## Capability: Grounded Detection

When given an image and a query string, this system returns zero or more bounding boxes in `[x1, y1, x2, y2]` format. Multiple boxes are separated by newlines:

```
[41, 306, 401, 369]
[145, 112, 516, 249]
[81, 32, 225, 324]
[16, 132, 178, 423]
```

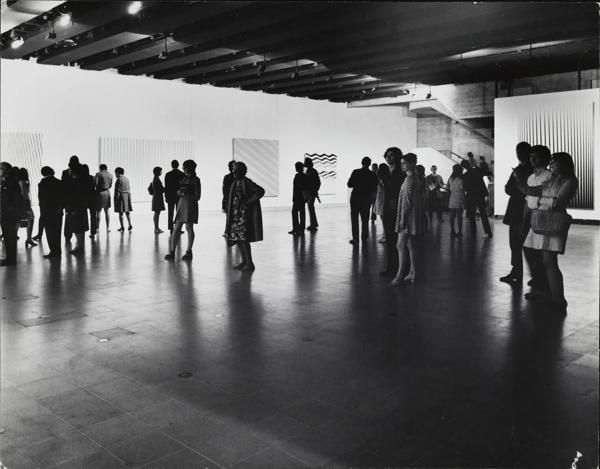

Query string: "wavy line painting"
[306, 153, 337, 195]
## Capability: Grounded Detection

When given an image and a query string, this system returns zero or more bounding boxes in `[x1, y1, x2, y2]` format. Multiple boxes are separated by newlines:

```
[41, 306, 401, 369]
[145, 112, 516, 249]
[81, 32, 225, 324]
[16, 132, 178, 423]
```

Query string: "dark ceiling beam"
[328, 86, 411, 103]
[146, 2, 486, 85]
[252, 75, 382, 96]
[118, 2, 318, 76]
[78, 2, 245, 70]
[1, 1, 126, 59]
[293, 81, 400, 99]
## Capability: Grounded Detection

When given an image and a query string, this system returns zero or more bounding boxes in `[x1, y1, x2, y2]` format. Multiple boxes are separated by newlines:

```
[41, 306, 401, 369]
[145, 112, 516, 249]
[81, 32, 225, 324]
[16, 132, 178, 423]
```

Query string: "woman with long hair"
[114, 167, 133, 232]
[391, 153, 426, 285]
[151, 166, 166, 234]
[165, 160, 200, 261]
[17, 168, 36, 247]
[521, 152, 578, 314]
[447, 164, 465, 238]
[225, 161, 265, 271]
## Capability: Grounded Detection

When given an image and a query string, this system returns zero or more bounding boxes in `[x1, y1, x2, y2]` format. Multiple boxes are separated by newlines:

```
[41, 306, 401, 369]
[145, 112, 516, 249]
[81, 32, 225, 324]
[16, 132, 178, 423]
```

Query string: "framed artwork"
[305, 153, 337, 195]
[232, 138, 279, 197]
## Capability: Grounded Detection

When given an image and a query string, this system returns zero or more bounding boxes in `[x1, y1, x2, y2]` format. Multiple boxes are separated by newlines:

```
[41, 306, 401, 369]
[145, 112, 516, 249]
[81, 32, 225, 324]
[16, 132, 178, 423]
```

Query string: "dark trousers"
[291, 201, 306, 233]
[382, 209, 399, 272]
[64, 212, 72, 240]
[427, 194, 442, 220]
[89, 207, 97, 234]
[350, 198, 371, 242]
[167, 200, 177, 231]
[44, 211, 63, 255]
[1, 212, 18, 263]
[307, 196, 318, 228]
[466, 197, 491, 234]
[524, 247, 549, 291]
[509, 224, 523, 276]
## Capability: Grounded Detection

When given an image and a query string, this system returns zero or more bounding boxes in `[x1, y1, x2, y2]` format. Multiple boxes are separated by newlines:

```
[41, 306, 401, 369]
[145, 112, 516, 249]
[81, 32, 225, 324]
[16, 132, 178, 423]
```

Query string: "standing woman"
[447, 164, 465, 238]
[0, 162, 23, 266]
[370, 162, 379, 221]
[521, 152, 578, 314]
[165, 159, 200, 261]
[66, 163, 90, 255]
[391, 153, 426, 285]
[375, 163, 389, 242]
[225, 161, 265, 271]
[151, 166, 165, 234]
[114, 167, 133, 231]
[17, 168, 36, 247]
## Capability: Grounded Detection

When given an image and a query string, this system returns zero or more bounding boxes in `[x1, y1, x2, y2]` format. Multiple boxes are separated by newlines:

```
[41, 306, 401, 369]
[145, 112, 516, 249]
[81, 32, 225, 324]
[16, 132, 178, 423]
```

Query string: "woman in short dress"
[521, 152, 578, 314]
[165, 160, 200, 261]
[391, 153, 426, 285]
[447, 164, 465, 238]
[17, 168, 36, 247]
[151, 166, 165, 234]
[114, 167, 133, 231]
[225, 161, 265, 271]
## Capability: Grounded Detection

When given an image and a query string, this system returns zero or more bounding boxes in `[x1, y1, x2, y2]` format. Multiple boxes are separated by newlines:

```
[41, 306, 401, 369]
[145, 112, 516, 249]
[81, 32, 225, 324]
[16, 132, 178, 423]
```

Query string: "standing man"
[164, 159, 184, 234]
[347, 156, 379, 245]
[0, 162, 23, 266]
[38, 166, 64, 259]
[461, 159, 492, 237]
[289, 162, 308, 236]
[95, 164, 113, 233]
[425, 165, 444, 222]
[221, 160, 235, 237]
[304, 157, 321, 231]
[61, 155, 79, 242]
[381, 147, 405, 275]
[500, 142, 532, 284]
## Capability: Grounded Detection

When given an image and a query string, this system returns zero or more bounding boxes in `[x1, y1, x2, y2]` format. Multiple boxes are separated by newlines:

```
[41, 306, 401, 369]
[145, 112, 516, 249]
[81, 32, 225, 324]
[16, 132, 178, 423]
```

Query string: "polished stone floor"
[1, 205, 598, 469]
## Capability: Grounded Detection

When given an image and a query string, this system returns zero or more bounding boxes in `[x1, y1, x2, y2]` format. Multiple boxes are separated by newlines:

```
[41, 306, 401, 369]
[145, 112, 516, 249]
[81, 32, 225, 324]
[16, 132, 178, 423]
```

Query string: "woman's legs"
[241, 242, 254, 270]
[450, 209, 457, 234]
[185, 223, 195, 252]
[169, 221, 184, 251]
[118, 213, 124, 230]
[542, 251, 566, 307]
[153, 212, 160, 230]
[457, 209, 463, 235]
[405, 237, 416, 280]
[236, 242, 247, 267]
[391, 232, 408, 285]
[104, 208, 111, 231]
[125, 212, 132, 229]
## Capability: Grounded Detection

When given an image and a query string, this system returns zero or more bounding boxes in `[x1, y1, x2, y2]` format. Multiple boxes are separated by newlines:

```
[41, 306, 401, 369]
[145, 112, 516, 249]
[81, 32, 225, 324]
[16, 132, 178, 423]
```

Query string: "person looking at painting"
[304, 157, 321, 231]
[289, 161, 308, 236]
[347, 156, 379, 246]
[94, 164, 113, 233]
[164, 159, 184, 234]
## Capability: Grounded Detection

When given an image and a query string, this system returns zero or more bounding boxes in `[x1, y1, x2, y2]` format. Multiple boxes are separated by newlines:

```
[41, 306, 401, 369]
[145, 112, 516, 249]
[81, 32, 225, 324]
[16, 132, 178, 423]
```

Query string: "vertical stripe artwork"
[232, 138, 279, 197]
[305, 153, 337, 195]
[99, 137, 194, 203]
[517, 103, 594, 210]
[0, 132, 43, 205]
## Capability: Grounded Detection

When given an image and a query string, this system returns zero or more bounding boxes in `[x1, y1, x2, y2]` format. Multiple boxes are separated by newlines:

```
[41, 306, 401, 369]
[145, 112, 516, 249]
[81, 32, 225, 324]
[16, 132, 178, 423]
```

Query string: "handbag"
[530, 209, 572, 236]
[147, 182, 154, 195]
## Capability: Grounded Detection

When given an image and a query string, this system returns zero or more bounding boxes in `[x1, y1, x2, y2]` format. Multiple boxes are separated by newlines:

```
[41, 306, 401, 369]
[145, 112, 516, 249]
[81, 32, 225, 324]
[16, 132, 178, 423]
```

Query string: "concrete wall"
[0, 59, 417, 210]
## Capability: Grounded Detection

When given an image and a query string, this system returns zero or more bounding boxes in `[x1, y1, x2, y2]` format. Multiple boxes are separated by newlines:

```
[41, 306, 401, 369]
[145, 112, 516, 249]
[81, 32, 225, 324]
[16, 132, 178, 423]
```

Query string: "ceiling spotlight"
[46, 31, 57, 40]
[10, 36, 24, 49]
[9, 30, 19, 40]
[128, 1, 142, 15]
[58, 13, 71, 27]
[426, 92, 432, 99]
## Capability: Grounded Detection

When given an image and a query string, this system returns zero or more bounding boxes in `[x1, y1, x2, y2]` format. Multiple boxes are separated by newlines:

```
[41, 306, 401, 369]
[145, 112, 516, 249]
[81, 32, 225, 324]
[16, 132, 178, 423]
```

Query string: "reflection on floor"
[1, 206, 598, 469]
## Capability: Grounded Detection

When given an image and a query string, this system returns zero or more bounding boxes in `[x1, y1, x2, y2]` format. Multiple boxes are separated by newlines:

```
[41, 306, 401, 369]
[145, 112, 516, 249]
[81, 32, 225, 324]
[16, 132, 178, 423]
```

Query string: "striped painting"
[232, 138, 279, 197]
[517, 103, 595, 210]
[99, 137, 194, 203]
[1, 132, 43, 205]
[305, 153, 337, 195]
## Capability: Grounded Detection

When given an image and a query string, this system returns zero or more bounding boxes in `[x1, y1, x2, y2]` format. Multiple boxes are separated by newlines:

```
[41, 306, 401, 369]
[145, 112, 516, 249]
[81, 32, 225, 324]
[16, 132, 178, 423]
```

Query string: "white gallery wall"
[495, 88, 600, 221]
[1, 59, 416, 210]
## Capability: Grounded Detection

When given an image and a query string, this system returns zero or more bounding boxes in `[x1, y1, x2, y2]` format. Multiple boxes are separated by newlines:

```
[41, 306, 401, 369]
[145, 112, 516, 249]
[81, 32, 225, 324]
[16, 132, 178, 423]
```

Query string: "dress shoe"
[43, 253, 61, 259]
[164, 251, 175, 260]
[181, 251, 193, 261]
[306, 226, 318, 232]
[288, 230, 297, 235]
[525, 290, 545, 301]
[69, 247, 84, 255]
[128, 225, 133, 231]
[240, 263, 255, 271]
[154, 228, 164, 234]
[349, 239, 358, 245]
[25, 239, 37, 247]
[500, 273, 522, 284]
[117, 227, 125, 232]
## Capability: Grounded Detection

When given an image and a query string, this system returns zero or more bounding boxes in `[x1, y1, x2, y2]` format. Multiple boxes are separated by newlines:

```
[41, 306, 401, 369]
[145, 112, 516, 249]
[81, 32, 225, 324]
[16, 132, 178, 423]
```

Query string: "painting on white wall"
[1, 132, 43, 205]
[99, 137, 194, 203]
[517, 105, 594, 210]
[232, 138, 279, 197]
[305, 153, 337, 195]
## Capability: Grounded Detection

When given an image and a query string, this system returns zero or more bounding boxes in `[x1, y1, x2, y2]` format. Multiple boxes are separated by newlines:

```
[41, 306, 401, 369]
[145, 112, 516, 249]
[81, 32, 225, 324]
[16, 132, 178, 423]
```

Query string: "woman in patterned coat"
[225, 161, 265, 271]
[391, 152, 426, 285]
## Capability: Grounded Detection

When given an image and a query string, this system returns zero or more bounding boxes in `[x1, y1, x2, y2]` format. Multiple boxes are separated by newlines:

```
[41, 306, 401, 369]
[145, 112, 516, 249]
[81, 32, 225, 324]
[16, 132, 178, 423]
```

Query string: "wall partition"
[495, 89, 600, 220]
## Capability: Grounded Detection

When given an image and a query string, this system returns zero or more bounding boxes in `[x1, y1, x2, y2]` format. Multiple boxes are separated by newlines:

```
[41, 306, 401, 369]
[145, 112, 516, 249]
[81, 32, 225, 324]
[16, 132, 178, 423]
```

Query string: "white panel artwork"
[99, 137, 194, 203]
[232, 138, 279, 197]
[0, 132, 43, 205]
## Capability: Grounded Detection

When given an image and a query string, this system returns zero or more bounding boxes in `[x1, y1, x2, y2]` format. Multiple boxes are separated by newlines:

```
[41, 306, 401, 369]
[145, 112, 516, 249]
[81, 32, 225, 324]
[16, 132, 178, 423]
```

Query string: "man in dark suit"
[462, 159, 492, 237]
[38, 166, 64, 259]
[381, 147, 406, 274]
[61, 155, 79, 242]
[289, 162, 308, 235]
[500, 142, 532, 284]
[347, 156, 379, 245]
[221, 160, 235, 237]
[304, 157, 321, 231]
[164, 159, 184, 233]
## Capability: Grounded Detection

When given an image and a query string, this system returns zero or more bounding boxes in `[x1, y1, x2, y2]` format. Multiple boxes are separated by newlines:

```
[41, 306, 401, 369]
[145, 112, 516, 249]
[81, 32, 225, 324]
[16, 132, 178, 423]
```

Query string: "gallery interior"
[1, 1, 598, 468]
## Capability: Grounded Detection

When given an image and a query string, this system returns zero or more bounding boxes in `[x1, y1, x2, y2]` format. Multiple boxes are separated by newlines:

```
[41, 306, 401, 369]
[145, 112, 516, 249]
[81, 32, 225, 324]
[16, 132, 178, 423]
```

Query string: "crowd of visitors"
[0, 142, 579, 314]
